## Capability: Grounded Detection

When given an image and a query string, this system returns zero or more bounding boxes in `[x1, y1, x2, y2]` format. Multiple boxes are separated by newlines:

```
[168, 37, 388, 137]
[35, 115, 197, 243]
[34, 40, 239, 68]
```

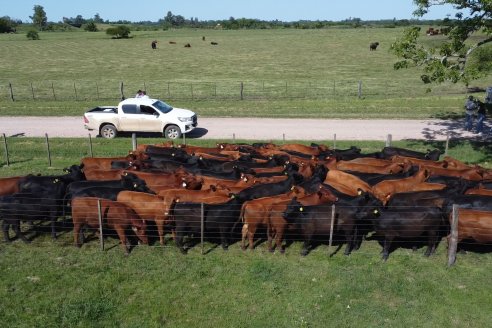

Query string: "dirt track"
[0, 116, 489, 141]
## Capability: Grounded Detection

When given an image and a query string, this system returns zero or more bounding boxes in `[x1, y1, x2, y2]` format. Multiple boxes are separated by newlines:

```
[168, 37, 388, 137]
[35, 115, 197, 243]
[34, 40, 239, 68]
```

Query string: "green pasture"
[0, 28, 490, 117]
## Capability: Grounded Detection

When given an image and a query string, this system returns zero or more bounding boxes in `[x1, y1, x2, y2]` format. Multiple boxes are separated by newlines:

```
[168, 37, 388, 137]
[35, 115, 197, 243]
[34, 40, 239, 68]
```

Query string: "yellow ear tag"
[299, 207, 304, 212]
[182, 182, 187, 187]
[231, 194, 235, 199]
[357, 190, 362, 196]
[54, 178, 59, 183]
[134, 183, 137, 188]
[290, 186, 295, 191]
[373, 209, 379, 214]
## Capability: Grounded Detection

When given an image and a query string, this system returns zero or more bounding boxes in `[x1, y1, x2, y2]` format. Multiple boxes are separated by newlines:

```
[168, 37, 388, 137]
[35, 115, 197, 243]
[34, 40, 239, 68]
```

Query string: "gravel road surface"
[0, 116, 489, 141]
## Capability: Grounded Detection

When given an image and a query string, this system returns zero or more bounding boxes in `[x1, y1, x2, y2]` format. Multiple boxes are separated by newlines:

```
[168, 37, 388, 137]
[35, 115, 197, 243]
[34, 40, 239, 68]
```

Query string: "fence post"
[120, 81, 125, 100]
[233, 133, 236, 143]
[167, 82, 170, 98]
[201, 202, 205, 255]
[214, 83, 217, 97]
[132, 133, 137, 151]
[88, 134, 94, 157]
[45, 133, 52, 167]
[444, 133, 450, 156]
[183, 130, 186, 145]
[333, 81, 336, 97]
[328, 204, 336, 249]
[386, 134, 392, 147]
[283, 133, 285, 142]
[73, 82, 78, 100]
[191, 83, 194, 100]
[51, 82, 56, 100]
[30, 82, 35, 100]
[97, 199, 105, 251]
[2, 133, 10, 166]
[447, 204, 459, 267]
[95, 82, 100, 100]
[333, 133, 337, 150]
[240, 82, 244, 100]
[8, 82, 14, 101]
[358, 80, 362, 99]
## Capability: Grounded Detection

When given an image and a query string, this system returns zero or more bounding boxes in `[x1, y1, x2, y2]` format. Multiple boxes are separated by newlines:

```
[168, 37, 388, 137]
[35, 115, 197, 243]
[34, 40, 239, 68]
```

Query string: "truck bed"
[86, 106, 117, 114]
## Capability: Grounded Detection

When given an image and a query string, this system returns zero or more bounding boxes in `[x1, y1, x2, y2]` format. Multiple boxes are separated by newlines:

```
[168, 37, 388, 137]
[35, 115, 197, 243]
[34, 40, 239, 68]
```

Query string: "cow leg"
[425, 231, 438, 257]
[73, 223, 83, 247]
[274, 224, 286, 254]
[115, 227, 130, 256]
[241, 224, 248, 250]
[344, 229, 355, 256]
[247, 224, 257, 250]
[50, 217, 57, 240]
[2, 221, 11, 242]
[382, 238, 392, 261]
[174, 227, 187, 254]
[156, 221, 165, 246]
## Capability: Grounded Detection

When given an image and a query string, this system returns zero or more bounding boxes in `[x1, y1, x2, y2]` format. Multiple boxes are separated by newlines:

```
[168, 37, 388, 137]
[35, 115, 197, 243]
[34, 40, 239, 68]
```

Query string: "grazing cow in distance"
[169, 41, 176, 44]
[369, 42, 379, 51]
[184, 43, 191, 48]
[202, 36, 206, 41]
[211, 42, 218, 45]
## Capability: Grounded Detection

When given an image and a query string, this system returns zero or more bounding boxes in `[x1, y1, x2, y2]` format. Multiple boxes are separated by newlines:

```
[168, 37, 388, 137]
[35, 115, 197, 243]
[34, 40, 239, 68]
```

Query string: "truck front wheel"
[164, 125, 182, 139]
[100, 124, 117, 139]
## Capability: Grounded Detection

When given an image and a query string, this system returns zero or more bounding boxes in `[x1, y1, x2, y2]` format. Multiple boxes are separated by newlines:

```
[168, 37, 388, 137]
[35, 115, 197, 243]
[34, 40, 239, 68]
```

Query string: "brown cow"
[0, 176, 22, 196]
[323, 169, 372, 196]
[71, 197, 148, 255]
[117, 191, 173, 246]
[449, 209, 492, 245]
[465, 185, 492, 197]
[336, 161, 407, 174]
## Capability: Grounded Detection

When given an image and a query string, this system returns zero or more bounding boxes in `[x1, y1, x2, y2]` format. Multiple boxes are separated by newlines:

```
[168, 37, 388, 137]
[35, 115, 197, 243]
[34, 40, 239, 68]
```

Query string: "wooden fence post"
[30, 82, 35, 100]
[8, 82, 14, 101]
[201, 202, 205, 255]
[447, 204, 459, 267]
[191, 83, 194, 100]
[329, 204, 336, 249]
[120, 81, 125, 100]
[45, 133, 52, 167]
[2, 133, 10, 166]
[88, 134, 94, 157]
[73, 81, 78, 100]
[95, 82, 100, 100]
[233, 133, 236, 143]
[240, 82, 244, 100]
[333, 133, 337, 150]
[444, 133, 450, 156]
[132, 133, 137, 151]
[386, 134, 392, 147]
[97, 199, 105, 251]
[51, 82, 56, 100]
[358, 80, 362, 98]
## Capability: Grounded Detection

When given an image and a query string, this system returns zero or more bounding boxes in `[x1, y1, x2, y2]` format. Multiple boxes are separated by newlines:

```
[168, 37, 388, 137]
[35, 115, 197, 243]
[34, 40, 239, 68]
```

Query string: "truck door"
[137, 105, 162, 132]
[119, 104, 140, 131]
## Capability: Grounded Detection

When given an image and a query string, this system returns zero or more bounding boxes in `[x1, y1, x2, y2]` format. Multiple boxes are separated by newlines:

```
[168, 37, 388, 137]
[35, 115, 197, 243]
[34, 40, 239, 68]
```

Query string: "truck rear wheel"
[100, 124, 117, 139]
[164, 125, 182, 139]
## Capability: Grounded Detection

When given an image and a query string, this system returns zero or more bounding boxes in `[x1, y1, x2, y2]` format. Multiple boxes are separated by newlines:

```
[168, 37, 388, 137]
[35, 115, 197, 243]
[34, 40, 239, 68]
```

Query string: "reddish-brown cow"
[71, 197, 148, 255]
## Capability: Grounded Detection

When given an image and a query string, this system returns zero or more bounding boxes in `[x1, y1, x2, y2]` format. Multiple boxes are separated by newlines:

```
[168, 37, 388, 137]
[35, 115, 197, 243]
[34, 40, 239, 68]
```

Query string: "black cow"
[0, 193, 61, 241]
[379, 147, 442, 161]
[171, 196, 243, 253]
[369, 42, 379, 51]
[356, 197, 445, 261]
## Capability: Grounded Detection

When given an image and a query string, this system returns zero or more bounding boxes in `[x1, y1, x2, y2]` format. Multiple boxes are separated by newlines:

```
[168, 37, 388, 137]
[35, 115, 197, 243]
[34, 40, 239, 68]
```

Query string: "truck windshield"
[153, 100, 173, 114]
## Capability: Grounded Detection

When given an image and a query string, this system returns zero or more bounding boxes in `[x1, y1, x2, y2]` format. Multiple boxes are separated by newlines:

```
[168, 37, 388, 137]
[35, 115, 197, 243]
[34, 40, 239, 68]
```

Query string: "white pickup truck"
[83, 97, 198, 139]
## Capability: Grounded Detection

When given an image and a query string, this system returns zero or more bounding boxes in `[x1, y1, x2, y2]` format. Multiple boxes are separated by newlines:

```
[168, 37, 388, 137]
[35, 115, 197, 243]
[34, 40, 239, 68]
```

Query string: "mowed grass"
[0, 28, 490, 117]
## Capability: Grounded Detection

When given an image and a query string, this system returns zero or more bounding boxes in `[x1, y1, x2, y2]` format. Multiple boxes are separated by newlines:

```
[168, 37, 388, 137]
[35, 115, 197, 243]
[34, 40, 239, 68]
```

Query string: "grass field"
[0, 27, 491, 117]
[1, 26, 492, 327]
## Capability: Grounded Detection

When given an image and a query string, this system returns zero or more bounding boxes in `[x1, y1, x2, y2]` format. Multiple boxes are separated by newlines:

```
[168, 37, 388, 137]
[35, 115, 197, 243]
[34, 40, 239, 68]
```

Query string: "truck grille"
[192, 115, 198, 127]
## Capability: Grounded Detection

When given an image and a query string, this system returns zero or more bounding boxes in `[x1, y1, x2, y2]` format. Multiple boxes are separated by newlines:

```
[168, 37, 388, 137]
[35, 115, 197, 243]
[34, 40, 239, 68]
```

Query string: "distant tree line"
[2, 6, 457, 34]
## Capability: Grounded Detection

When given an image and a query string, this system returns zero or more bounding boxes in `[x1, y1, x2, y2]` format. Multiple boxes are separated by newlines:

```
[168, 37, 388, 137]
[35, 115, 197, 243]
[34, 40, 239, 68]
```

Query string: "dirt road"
[0, 116, 489, 141]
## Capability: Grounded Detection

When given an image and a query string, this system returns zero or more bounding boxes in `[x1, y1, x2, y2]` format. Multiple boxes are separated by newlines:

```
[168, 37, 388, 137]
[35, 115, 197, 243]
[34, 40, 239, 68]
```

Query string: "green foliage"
[29, 5, 47, 30]
[392, 0, 492, 87]
[0, 16, 17, 33]
[26, 30, 39, 40]
[105, 25, 131, 38]
[84, 22, 98, 32]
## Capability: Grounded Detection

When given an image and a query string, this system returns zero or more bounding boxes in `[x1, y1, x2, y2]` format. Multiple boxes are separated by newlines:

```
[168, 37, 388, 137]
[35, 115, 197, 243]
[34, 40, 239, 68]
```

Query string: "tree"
[93, 13, 104, 24]
[30, 5, 47, 30]
[0, 16, 17, 33]
[84, 21, 98, 32]
[390, 0, 492, 87]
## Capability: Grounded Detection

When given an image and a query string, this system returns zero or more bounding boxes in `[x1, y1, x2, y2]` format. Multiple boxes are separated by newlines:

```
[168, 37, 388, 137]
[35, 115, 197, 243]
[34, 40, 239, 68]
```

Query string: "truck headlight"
[178, 117, 192, 122]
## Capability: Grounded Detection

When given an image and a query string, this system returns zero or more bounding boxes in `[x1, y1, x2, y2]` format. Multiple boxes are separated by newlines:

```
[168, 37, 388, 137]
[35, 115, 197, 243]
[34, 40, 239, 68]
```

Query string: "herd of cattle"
[0, 142, 491, 260]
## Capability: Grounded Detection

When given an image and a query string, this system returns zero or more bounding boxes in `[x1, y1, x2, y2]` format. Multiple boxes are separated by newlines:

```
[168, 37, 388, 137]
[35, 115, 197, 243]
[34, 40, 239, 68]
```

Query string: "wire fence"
[0, 79, 469, 102]
[1, 196, 490, 265]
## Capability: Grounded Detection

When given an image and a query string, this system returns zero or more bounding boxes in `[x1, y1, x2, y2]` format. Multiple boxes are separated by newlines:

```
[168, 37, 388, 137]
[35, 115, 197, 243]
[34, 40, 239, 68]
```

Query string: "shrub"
[84, 22, 98, 32]
[26, 30, 39, 40]
[106, 25, 131, 39]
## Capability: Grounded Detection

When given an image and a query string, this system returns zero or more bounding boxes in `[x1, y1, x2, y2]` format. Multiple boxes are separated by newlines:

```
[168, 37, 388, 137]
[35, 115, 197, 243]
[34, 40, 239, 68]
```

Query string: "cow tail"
[232, 202, 247, 235]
